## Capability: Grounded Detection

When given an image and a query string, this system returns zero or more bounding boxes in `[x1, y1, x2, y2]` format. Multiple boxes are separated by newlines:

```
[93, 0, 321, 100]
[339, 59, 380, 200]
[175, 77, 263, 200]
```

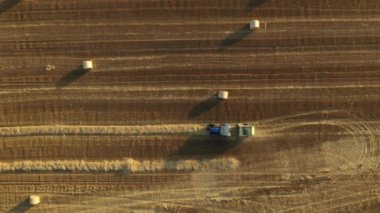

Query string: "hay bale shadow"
[56, 66, 86, 88]
[188, 94, 222, 118]
[9, 198, 33, 213]
[246, 0, 266, 11]
[0, 0, 22, 14]
[218, 24, 252, 51]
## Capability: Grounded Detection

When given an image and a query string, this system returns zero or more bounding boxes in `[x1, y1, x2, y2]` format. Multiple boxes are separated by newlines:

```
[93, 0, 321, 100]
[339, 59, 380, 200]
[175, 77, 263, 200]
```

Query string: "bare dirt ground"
[1, 0, 380, 212]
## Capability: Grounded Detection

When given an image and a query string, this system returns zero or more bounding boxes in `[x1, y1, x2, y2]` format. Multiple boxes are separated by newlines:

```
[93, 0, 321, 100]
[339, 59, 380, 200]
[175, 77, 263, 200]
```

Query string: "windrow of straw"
[0, 124, 207, 137]
[0, 157, 240, 172]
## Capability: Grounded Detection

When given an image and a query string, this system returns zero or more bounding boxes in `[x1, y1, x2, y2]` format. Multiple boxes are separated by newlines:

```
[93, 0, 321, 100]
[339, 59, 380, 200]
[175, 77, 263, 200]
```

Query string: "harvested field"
[1, 0, 380, 212]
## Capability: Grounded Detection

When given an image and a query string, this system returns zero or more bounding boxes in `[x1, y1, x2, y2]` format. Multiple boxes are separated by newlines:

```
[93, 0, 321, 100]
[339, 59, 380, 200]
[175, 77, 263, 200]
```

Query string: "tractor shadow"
[56, 66, 87, 88]
[0, 0, 22, 14]
[218, 24, 252, 51]
[9, 198, 33, 213]
[169, 135, 240, 161]
[188, 94, 222, 118]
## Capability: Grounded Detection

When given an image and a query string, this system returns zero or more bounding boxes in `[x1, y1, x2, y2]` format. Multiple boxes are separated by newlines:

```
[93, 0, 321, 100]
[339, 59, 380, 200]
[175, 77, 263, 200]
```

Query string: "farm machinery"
[207, 123, 255, 137]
